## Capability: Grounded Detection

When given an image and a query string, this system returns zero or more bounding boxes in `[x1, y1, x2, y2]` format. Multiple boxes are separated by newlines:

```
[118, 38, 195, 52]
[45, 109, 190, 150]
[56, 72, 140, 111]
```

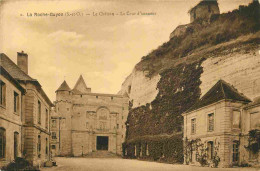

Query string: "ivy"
[125, 59, 204, 163]
[245, 129, 260, 154]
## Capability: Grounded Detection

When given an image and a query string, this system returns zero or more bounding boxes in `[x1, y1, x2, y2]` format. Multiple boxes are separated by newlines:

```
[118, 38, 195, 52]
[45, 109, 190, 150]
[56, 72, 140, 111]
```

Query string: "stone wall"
[201, 50, 260, 100]
[119, 69, 160, 108]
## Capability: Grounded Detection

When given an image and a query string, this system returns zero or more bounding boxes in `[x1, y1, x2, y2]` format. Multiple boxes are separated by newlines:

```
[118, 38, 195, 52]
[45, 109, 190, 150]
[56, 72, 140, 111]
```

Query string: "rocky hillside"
[120, 1, 260, 162]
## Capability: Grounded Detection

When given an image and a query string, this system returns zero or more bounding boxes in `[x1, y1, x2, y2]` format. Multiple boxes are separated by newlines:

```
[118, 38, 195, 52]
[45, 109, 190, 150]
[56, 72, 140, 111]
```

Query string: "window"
[86, 122, 89, 129]
[0, 81, 6, 106]
[232, 110, 241, 129]
[38, 135, 41, 158]
[207, 141, 214, 160]
[51, 145, 56, 149]
[117, 124, 119, 129]
[45, 109, 48, 129]
[51, 132, 57, 139]
[67, 108, 69, 111]
[208, 113, 214, 132]
[0, 128, 6, 159]
[14, 132, 19, 158]
[232, 141, 239, 163]
[14, 92, 19, 113]
[128, 85, 131, 94]
[45, 138, 48, 156]
[51, 120, 57, 128]
[191, 118, 196, 134]
[38, 101, 41, 124]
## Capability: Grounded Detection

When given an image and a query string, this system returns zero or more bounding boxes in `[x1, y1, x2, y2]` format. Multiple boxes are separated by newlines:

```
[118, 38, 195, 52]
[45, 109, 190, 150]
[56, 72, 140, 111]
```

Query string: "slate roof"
[186, 79, 251, 113]
[0, 53, 33, 80]
[72, 75, 89, 94]
[0, 53, 53, 106]
[56, 80, 71, 92]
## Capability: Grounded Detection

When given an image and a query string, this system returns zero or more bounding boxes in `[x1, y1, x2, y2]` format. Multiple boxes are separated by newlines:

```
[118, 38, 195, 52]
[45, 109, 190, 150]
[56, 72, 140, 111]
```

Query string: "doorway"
[96, 136, 109, 150]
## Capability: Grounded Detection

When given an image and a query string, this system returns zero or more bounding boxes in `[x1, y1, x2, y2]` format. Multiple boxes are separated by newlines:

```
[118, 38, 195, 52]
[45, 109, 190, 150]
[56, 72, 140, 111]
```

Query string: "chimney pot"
[17, 51, 28, 74]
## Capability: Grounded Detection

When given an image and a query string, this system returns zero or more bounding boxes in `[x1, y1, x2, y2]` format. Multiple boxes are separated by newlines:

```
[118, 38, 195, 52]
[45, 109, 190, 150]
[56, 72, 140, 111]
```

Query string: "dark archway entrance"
[96, 136, 109, 150]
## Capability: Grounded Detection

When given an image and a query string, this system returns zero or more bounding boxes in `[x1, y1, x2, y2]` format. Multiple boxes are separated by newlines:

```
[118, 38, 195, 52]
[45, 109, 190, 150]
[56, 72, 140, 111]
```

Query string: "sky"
[0, 0, 253, 102]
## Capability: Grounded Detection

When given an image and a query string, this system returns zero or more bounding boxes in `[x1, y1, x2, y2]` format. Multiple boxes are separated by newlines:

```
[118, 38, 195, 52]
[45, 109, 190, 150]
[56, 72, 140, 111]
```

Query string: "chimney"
[17, 51, 28, 74]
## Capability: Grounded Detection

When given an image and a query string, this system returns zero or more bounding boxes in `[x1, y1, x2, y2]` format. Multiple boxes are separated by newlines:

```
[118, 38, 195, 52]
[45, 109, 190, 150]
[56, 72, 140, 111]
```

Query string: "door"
[96, 136, 109, 150]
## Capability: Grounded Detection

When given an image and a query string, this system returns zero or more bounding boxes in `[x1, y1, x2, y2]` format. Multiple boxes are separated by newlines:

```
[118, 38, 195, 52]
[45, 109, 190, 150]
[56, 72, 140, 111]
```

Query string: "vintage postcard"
[0, 0, 259, 170]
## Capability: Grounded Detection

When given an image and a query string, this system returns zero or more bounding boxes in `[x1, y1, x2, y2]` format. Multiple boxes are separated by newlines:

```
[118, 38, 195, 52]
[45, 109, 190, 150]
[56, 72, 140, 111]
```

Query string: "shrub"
[1, 157, 39, 171]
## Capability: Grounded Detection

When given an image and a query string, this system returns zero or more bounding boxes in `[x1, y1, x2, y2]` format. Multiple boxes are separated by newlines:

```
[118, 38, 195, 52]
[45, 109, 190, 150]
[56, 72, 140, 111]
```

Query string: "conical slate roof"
[72, 75, 90, 94]
[186, 80, 251, 113]
[56, 80, 71, 92]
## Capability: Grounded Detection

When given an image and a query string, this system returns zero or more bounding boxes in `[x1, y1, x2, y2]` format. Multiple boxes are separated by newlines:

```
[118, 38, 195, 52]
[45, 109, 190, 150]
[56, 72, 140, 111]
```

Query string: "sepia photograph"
[0, 0, 259, 170]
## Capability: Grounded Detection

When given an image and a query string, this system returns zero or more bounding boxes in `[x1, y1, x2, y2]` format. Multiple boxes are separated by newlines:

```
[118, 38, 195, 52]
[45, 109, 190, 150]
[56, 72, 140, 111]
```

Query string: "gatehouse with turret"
[50, 75, 129, 157]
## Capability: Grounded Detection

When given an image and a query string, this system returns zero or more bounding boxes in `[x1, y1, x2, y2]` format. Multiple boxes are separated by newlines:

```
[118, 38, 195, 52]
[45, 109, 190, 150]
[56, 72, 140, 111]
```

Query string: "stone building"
[182, 80, 260, 167]
[189, 0, 220, 22]
[52, 75, 129, 156]
[0, 52, 53, 166]
[0, 62, 25, 167]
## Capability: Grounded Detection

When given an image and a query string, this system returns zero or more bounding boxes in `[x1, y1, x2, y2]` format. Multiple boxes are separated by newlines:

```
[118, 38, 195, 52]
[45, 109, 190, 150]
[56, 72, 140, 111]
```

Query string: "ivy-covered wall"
[124, 59, 204, 163]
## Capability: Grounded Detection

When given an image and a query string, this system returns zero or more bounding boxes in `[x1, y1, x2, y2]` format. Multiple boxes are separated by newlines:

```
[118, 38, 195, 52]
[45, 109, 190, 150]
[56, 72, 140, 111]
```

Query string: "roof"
[0, 53, 33, 81]
[72, 75, 90, 94]
[189, 0, 218, 13]
[0, 53, 53, 107]
[0, 66, 26, 94]
[56, 80, 71, 92]
[186, 79, 251, 113]
[244, 96, 260, 109]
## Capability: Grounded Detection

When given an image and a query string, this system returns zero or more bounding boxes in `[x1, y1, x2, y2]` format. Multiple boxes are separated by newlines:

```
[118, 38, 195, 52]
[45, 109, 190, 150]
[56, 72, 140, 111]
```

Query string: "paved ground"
[41, 157, 260, 171]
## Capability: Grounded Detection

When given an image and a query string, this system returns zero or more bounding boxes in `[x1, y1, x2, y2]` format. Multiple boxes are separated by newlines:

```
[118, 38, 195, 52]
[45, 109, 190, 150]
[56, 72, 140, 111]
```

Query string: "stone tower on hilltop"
[189, 0, 220, 22]
[51, 75, 129, 156]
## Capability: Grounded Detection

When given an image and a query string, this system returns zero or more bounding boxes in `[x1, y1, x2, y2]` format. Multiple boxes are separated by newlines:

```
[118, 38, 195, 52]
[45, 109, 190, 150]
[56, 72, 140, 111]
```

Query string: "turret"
[56, 80, 71, 101]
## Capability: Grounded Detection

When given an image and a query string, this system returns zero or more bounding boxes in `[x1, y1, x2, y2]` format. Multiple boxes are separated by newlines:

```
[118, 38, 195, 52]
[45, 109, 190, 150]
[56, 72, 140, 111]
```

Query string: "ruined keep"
[52, 75, 129, 156]
[119, 0, 260, 166]
[189, 0, 220, 23]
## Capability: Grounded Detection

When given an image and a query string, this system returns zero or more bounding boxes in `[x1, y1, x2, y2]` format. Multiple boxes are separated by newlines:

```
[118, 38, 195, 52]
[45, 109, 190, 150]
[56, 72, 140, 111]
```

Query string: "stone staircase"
[84, 151, 121, 158]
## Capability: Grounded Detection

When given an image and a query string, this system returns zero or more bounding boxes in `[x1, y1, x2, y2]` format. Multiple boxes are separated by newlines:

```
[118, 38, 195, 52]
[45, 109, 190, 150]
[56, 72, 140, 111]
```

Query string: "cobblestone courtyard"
[41, 157, 260, 171]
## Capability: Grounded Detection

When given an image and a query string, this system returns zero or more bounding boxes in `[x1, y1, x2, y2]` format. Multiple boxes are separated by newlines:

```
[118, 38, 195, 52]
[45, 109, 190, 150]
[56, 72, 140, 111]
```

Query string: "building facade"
[0, 52, 53, 167]
[51, 75, 129, 157]
[0, 65, 25, 167]
[182, 80, 260, 168]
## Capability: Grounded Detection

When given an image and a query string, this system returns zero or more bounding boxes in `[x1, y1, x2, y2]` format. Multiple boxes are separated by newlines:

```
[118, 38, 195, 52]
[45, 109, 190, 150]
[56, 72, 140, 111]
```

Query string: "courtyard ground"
[41, 157, 260, 171]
